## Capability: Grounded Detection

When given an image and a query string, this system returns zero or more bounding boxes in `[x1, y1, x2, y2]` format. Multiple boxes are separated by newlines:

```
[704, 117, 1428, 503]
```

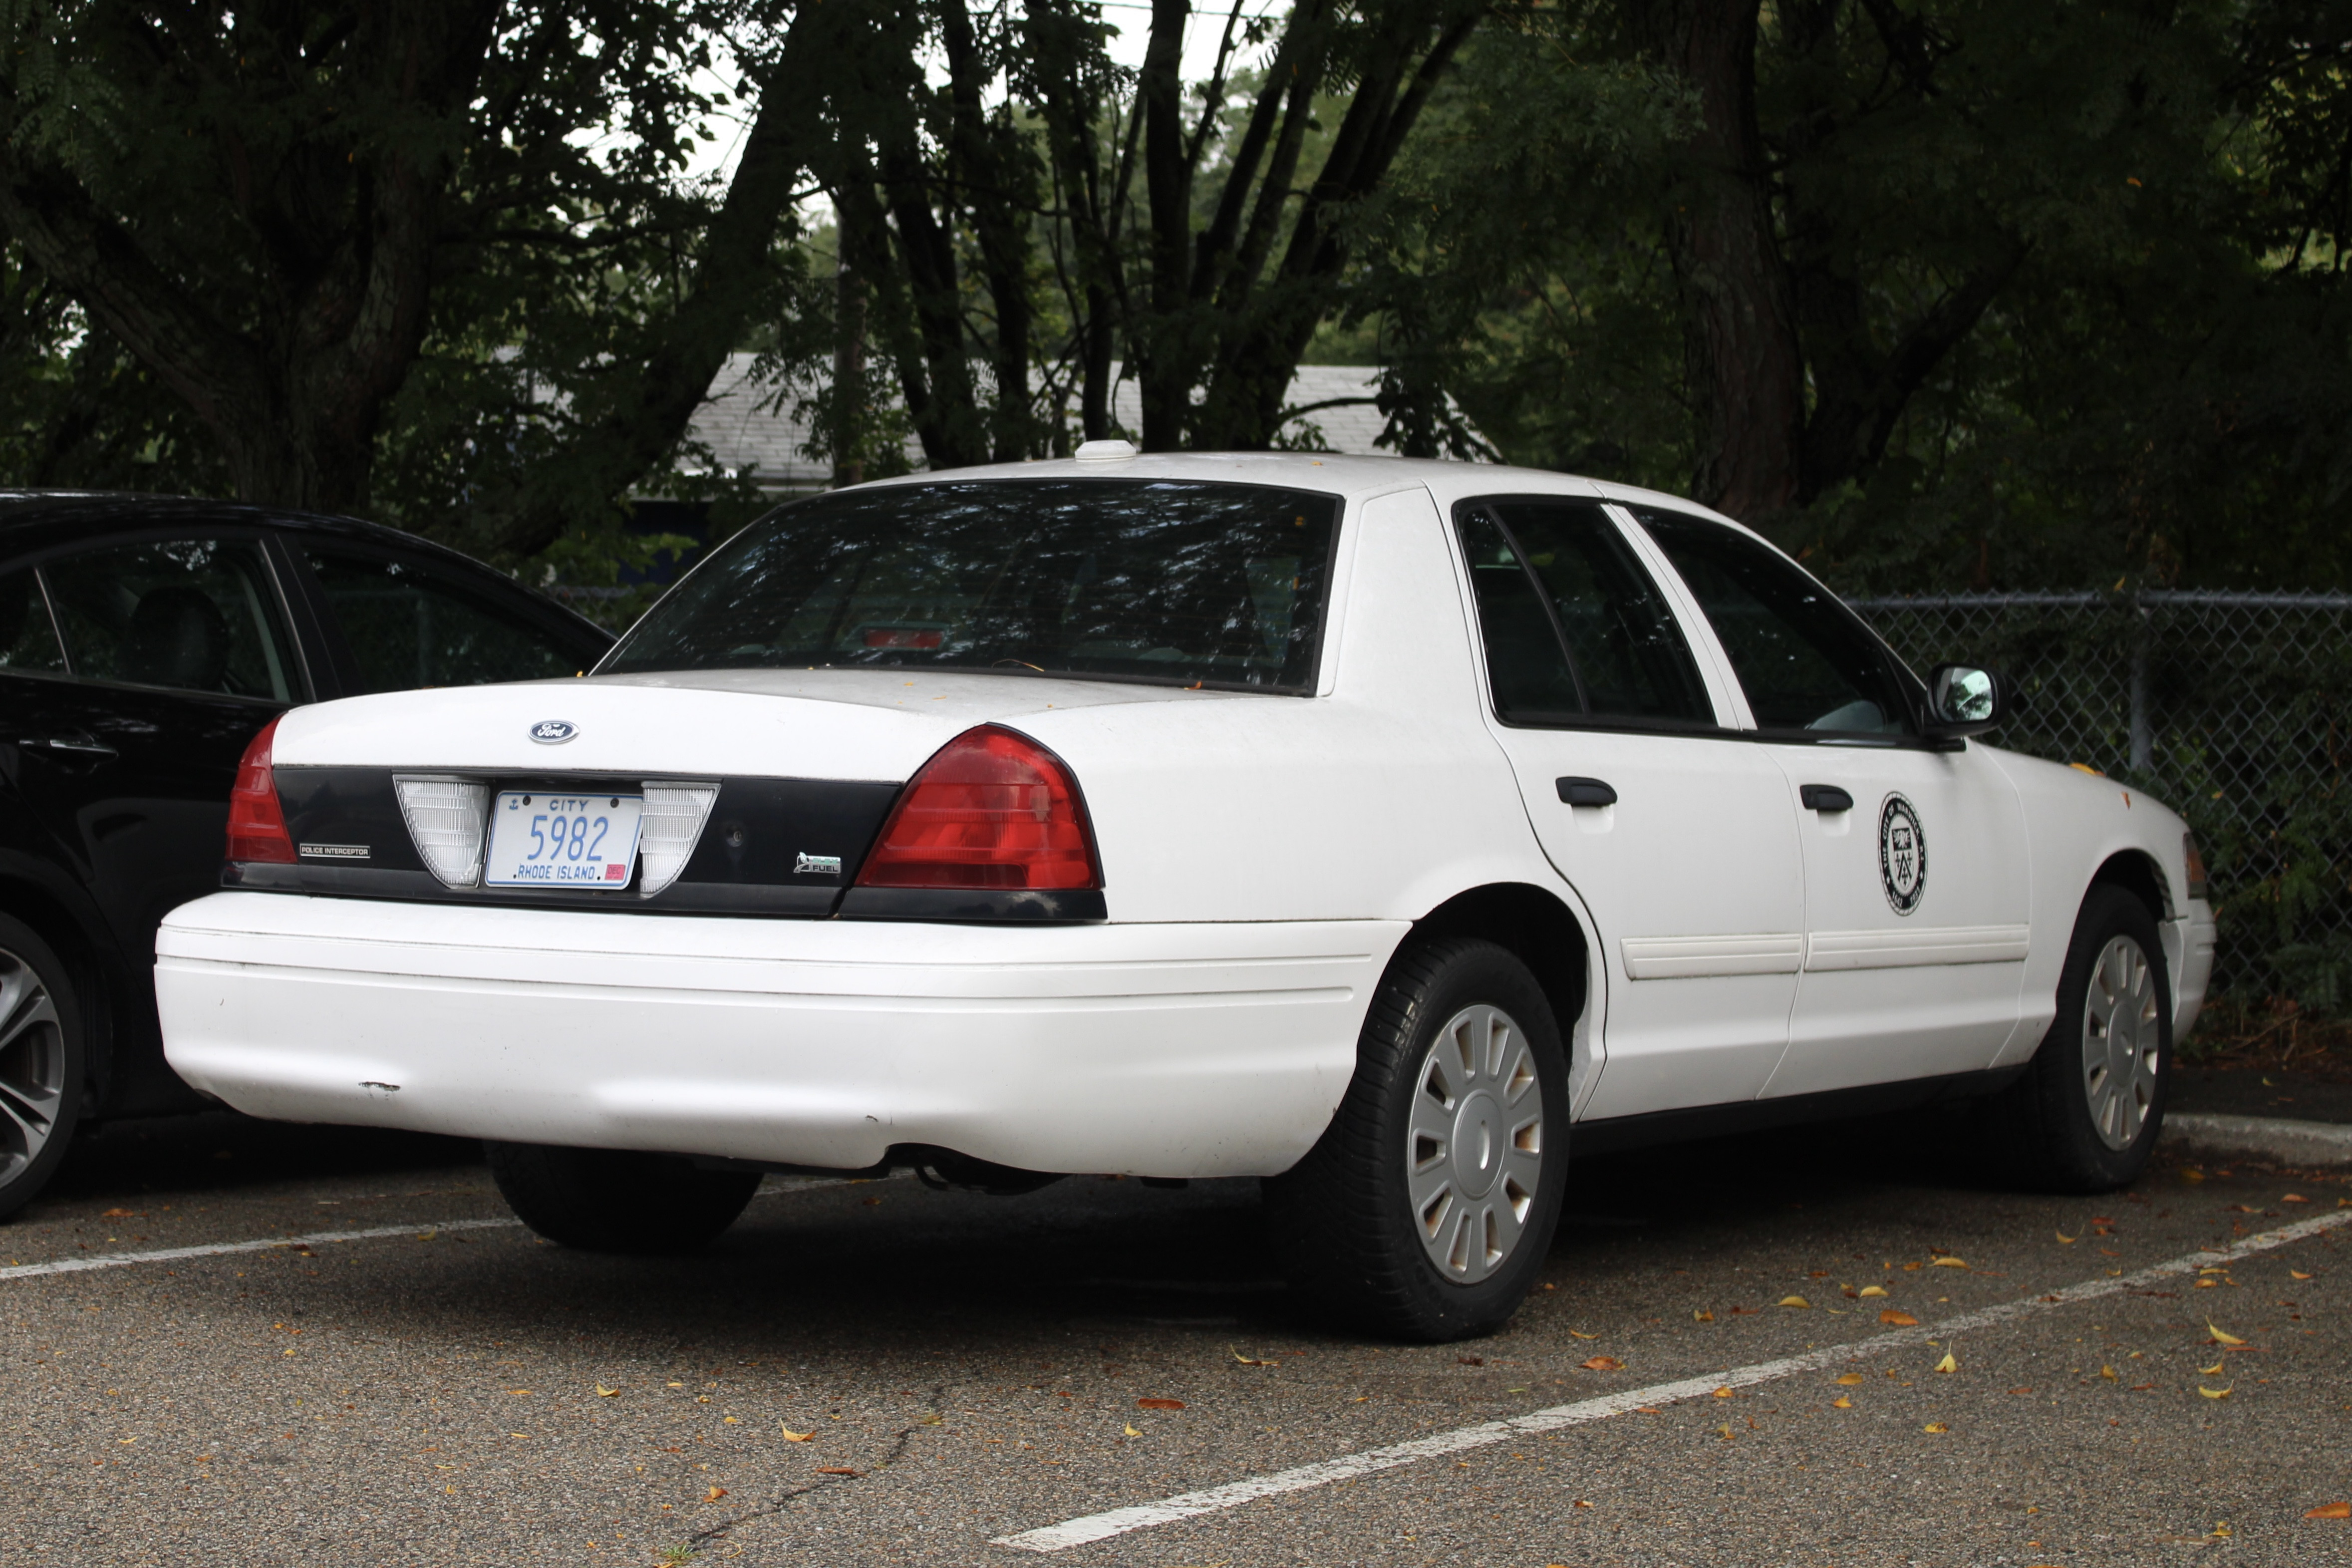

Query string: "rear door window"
[0, 568, 66, 673]
[302, 546, 582, 692]
[40, 539, 298, 700]
[1456, 499, 1714, 727]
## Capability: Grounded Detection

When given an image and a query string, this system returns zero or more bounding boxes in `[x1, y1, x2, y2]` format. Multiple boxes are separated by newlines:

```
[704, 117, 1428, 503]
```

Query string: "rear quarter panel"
[1015, 485, 1562, 926]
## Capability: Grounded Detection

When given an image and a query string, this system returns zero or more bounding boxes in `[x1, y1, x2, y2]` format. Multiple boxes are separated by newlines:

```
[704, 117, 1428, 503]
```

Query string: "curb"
[2160, 1112, 2352, 1168]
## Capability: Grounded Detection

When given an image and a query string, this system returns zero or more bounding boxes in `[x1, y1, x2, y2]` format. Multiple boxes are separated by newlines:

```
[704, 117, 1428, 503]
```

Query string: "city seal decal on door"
[1879, 793, 1926, 915]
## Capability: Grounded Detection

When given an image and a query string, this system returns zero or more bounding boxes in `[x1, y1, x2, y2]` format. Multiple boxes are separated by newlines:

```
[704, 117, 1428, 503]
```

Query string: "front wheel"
[1264, 938, 1568, 1342]
[1984, 886, 2172, 1193]
[485, 1142, 760, 1255]
[0, 916, 85, 1223]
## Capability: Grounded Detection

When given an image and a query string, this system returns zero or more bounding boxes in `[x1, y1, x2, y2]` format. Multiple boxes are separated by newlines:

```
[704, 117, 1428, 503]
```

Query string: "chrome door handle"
[1556, 777, 1617, 807]
[1799, 784, 1853, 812]
[41, 733, 118, 759]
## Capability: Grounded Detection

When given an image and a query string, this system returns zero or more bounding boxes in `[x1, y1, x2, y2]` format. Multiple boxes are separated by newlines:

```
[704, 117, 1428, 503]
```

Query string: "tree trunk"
[1624, 0, 1804, 520]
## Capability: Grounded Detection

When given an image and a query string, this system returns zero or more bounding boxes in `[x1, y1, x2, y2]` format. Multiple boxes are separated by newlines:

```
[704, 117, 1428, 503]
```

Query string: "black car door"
[2, 533, 308, 1114]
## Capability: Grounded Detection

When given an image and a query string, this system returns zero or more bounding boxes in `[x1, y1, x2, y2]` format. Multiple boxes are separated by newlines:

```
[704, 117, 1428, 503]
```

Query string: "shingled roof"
[681, 356, 1488, 492]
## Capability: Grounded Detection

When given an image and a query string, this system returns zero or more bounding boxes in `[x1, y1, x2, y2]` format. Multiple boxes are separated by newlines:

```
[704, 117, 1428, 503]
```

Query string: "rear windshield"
[602, 479, 1342, 692]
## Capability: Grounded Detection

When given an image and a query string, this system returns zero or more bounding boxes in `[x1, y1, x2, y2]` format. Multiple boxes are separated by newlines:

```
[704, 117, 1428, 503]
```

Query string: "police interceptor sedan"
[153, 450, 2217, 1341]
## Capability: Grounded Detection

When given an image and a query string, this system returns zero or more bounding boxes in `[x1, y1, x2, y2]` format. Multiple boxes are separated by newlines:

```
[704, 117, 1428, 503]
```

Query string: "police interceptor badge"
[1879, 793, 1926, 915]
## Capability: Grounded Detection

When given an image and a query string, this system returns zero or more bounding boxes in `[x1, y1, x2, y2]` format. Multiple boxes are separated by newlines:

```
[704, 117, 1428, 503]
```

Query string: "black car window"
[0, 568, 66, 674]
[303, 546, 580, 692]
[1633, 507, 1913, 735]
[1457, 510, 1584, 723]
[1456, 501, 1714, 728]
[41, 539, 296, 700]
[1487, 501, 1712, 725]
[602, 480, 1341, 692]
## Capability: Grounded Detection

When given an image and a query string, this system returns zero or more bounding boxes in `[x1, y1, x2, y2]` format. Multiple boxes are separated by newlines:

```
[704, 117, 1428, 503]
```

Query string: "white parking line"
[0, 1217, 520, 1280]
[995, 1208, 2352, 1553]
[0, 1173, 888, 1283]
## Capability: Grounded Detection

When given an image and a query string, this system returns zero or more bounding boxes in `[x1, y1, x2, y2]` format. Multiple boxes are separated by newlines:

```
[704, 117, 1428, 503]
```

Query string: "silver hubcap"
[1407, 1003, 1545, 1284]
[0, 945, 66, 1186]
[2080, 934, 2161, 1151]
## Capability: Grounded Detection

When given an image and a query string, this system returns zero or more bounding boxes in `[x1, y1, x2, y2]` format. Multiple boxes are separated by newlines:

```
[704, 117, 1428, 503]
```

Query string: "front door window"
[1630, 508, 1913, 735]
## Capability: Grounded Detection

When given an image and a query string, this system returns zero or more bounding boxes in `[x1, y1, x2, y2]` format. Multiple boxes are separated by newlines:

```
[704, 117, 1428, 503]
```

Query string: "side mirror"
[1925, 662, 2004, 738]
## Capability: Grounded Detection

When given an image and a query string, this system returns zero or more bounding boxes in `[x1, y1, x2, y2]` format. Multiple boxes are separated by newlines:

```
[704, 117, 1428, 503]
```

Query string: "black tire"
[1983, 886, 2172, 1194]
[1264, 937, 1569, 1342]
[0, 914, 85, 1224]
[484, 1142, 760, 1255]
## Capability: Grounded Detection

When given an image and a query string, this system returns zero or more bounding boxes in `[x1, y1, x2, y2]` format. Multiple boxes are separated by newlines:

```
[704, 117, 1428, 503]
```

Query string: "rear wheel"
[484, 1142, 760, 1255]
[1265, 938, 1568, 1342]
[1985, 886, 2171, 1193]
[0, 916, 84, 1223]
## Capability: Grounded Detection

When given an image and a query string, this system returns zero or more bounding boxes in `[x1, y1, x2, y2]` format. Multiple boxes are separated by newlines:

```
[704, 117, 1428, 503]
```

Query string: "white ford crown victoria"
[155, 451, 2216, 1340]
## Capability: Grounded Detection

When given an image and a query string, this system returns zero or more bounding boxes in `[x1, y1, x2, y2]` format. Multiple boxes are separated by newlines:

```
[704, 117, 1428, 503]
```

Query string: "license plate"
[485, 791, 643, 887]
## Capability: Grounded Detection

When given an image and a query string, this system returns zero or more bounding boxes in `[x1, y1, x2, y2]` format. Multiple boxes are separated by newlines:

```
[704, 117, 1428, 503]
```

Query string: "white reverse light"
[637, 783, 719, 897]
[394, 776, 491, 888]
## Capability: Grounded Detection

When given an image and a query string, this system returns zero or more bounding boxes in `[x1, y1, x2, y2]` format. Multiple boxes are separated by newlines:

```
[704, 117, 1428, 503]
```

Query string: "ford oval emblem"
[529, 719, 578, 745]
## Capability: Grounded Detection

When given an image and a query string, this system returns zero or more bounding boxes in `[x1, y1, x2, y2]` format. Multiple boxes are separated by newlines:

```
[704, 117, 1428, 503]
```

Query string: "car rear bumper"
[155, 893, 1402, 1178]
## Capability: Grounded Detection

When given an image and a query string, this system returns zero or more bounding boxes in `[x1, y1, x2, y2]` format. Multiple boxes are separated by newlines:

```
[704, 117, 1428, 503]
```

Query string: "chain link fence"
[1851, 592, 2352, 1006]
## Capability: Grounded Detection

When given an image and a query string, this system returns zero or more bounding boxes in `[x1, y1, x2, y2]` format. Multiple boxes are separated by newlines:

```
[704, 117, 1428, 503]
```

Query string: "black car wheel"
[0, 914, 85, 1222]
[1265, 937, 1569, 1342]
[484, 1142, 761, 1255]
[1985, 886, 2172, 1194]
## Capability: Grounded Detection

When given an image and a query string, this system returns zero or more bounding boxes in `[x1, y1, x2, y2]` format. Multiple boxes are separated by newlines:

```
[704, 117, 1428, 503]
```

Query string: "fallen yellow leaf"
[706, 1486, 726, 1502]
[1713, 1387, 1735, 1399]
[2099, 1365, 2117, 1381]
[1779, 1295, 1811, 1309]
[1931, 1257, 1967, 1269]
[1935, 1352, 1959, 1374]
[722, 1416, 739, 1424]
[2207, 1322, 2246, 1346]
[1924, 1422, 1949, 1433]
[2200, 1358, 2225, 1374]
[2282, 1194, 2309, 1203]
[595, 1385, 619, 1398]
[2306, 1501, 2351, 1520]
[1580, 1355, 1622, 1371]
[1832, 1396, 1853, 1408]
[1137, 1398, 1185, 1410]
[2199, 1384, 2232, 1399]
[2056, 1231, 2076, 1244]
[1569, 1329, 1599, 1340]
[1880, 1309, 1920, 1326]
[1835, 1373, 1865, 1386]
[1858, 1285, 1887, 1297]
[1123, 1424, 1141, 1437]
[2292, 1270, 2314, 1281]
[780, 1426, 813, 1442]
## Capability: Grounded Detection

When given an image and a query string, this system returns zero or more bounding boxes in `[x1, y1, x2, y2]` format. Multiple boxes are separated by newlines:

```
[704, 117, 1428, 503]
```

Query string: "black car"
[0, 493, 614, 1217]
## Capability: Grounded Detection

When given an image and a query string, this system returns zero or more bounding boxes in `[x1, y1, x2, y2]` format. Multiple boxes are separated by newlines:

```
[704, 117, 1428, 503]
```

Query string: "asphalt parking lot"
[6, 1111, 2349, 1567]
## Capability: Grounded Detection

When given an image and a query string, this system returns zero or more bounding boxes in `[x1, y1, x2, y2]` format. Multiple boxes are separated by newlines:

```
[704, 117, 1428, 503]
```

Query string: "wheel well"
[0, 876, 116, 1104]
[2089, 851, 2171, 924]
[1409, 883, 1589, 1037]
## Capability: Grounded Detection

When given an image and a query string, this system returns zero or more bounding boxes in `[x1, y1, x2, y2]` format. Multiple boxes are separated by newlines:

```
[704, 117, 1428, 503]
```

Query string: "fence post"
[2127, 594, 2153, 774]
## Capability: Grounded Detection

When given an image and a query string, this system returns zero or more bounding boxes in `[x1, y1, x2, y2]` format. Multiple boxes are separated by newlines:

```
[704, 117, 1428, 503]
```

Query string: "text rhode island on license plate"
[485, 791, 644, 887]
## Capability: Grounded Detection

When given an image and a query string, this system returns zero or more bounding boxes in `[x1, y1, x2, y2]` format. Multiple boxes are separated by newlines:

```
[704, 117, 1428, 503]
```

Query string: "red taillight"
[857, 725, 1101, 891]
[225, 715, 297, 864]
